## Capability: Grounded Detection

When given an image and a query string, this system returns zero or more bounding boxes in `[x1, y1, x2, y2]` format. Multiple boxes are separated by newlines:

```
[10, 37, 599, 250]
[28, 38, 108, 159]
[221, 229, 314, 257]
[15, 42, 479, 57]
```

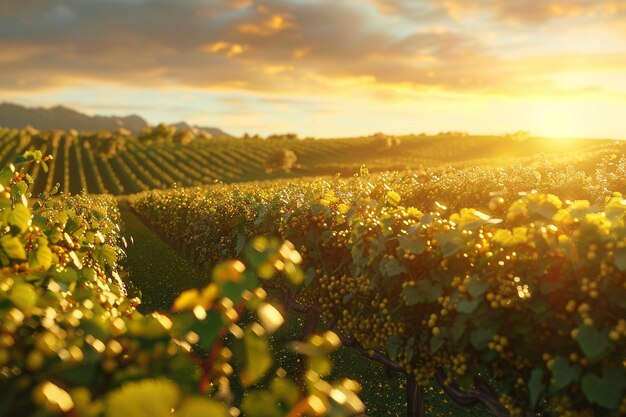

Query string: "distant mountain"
[0, 102, 230, 137]
[0, 102, 148, 133]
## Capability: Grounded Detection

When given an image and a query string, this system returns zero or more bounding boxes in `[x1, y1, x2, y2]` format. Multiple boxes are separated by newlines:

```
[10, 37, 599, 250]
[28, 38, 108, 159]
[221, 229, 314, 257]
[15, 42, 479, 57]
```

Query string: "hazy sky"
[1, 0, 626, 138]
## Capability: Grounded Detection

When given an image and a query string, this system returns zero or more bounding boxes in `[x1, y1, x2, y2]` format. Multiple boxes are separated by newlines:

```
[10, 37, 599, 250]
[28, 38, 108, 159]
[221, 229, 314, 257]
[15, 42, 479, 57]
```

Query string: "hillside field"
[0, 126, 622, 196]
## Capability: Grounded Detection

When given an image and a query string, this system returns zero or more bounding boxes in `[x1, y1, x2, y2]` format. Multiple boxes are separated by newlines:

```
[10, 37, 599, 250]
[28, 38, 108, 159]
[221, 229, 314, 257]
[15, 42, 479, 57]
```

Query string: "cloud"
[434, 0, 626, 24]
[371, 0, 626, 24]
[0, 0, 624, 102]
[236, 7, 296, 36]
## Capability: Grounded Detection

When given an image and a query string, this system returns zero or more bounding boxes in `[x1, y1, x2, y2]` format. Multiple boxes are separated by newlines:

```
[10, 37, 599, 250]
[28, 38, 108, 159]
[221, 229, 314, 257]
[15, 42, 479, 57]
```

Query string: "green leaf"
[430, 335, 444, 354]
[576, 325, 611, 362]
[402, 280, 442, 305]
[0, 165, 13, 187]
[435, 231, 463, 258]
[467, 275, 489, 298]
[240, 327, 272, 387]
[380, 257, 405, 277]
[65, 217, 80, 234]
[81, 267, 97, 282]
[0, 196, 10, 210]
[11, 182, 27, 199]
[241, 391, 282, 417]
[243, 237, 275, 270]
[127, 315, 170, 339]
[9, 281, 37, 310]
[581, 367, 626, 409]
[46, 228, 63, 244]
[176, 397, 229, 417]
[217, 269, 258, 303]
[604, 279, 626, 308]
[551, 356, 581, 389]
[528, 369, 545, 409]
[7, 204, 30, 233]
[457, 298, 480, 314]
[93, 244, 117, 267]
[192, 310, 224, 351]
[270, 378, 299, 407]
[28, 243, 52, 270]
[398, 236, 426, 255]
[50, 267, 79, 285]
[449, 317, 468, 342]
[106, 378, 180, 417]
[386, 334, 401, 360]
[304, 267, 316, 287]
[309, 354, 332, 377]
[470, 327, 496, 350]
[235, 233, 246, 255]
[441, 240, 460, 258]
[614, 247, 626, 272]
[79, 316, 110, 341]
[1, 235, 26, 260]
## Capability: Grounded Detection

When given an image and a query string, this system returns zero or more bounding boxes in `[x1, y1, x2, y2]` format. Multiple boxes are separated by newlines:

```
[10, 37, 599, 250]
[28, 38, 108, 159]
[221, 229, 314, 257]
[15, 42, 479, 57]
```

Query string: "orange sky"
[1, 0, 626, 138]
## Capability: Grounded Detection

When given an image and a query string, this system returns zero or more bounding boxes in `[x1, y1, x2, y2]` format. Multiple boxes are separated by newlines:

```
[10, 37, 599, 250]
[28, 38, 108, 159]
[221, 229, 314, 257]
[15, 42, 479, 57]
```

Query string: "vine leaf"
[528, 369, 545, 409]
[551, 356, 581, 389]
[581, 367, 625, 409]
[240, 327, 273, 387]
[576, 325, 611, 362]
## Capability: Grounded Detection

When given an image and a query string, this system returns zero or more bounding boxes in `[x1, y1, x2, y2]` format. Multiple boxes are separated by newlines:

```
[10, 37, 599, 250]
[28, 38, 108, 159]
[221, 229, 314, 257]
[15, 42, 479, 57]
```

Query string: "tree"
[264, 148, 298, 173]
[173, 129, 195, 145]
[371, 133, 400, 150]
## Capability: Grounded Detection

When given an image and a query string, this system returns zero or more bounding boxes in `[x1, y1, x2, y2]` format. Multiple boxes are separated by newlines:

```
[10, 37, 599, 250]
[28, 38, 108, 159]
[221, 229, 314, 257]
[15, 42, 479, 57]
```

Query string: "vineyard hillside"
[0, 125, 621, 196]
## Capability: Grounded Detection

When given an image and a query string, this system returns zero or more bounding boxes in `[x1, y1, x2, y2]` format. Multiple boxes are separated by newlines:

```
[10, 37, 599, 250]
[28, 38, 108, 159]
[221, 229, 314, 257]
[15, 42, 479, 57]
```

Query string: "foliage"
[0, 152, 363, 417]
[132, 161, 626, 416]
[264, 148, 298, 173]
[266, 133, 298, 140]
[370, 133, 400, 150]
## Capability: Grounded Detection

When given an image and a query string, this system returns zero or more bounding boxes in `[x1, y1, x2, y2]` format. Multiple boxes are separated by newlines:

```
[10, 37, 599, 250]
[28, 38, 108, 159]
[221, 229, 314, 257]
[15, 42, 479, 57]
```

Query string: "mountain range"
[0, 102, 230, 137]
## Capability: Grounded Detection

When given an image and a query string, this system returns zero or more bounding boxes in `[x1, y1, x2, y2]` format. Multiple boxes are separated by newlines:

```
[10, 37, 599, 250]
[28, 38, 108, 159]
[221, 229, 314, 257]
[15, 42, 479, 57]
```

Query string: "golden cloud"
[236, 7, 296, 36]
[200, 41, 248, 57]
[0, 0, 623, 104]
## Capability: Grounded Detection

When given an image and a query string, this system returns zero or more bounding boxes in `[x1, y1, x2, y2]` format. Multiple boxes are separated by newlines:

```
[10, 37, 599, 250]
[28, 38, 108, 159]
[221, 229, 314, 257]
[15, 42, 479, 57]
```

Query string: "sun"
[532, 105, 581, 139]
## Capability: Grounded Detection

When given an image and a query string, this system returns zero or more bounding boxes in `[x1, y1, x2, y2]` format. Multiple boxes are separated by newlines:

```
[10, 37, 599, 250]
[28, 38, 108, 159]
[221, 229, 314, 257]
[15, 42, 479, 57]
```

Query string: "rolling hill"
[0, 124, 620, 196]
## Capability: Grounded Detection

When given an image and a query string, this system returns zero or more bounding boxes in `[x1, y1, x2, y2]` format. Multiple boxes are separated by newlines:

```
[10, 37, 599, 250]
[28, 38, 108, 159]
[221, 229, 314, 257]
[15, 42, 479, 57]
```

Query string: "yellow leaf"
[175, 397, 229, 417]
[172, 289, 201, 312]
[106, 379, 179, 417]
[212, 260, 245, 283]
[387, 191, 401, 206]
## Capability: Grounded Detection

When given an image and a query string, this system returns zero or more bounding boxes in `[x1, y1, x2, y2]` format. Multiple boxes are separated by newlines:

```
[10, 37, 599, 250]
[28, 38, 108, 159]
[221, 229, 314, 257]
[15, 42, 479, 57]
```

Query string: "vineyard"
[128, 157, 626, 417]
[0, 153, 362, 417]
[4, 0, 625, 413]
[0, 129, 625, 417]
[0, 126, 621, 196]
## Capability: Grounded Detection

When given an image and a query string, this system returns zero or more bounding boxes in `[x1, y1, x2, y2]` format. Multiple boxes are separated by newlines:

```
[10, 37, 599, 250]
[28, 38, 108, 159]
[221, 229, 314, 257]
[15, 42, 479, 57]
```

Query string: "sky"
[1, 0, 626, 138]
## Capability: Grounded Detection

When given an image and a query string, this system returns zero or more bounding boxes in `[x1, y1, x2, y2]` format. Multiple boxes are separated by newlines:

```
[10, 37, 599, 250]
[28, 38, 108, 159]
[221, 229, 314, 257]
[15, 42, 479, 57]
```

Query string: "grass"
[117, 200, 209, 311]
[117, 200, 487, 416]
